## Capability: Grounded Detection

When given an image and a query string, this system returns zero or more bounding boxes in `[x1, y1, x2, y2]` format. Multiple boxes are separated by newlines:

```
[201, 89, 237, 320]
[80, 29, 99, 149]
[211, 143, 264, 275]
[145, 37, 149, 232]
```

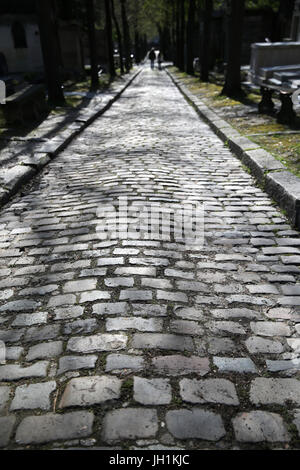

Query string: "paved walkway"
[0, 67, 300, 450]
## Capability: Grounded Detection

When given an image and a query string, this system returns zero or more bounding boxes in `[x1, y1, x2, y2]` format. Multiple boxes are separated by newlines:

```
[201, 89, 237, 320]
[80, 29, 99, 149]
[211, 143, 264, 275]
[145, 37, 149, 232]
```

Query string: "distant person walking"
[157, 51, 162, 70]
[149, 47, 156, 70]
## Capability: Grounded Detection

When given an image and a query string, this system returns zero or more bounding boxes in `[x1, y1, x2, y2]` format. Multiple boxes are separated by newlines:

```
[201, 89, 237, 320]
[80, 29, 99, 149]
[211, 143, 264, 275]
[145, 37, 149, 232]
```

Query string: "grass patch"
[61, 74, 111, 109]
[251, 133, 300, 177]
[171, 66, 300, 177]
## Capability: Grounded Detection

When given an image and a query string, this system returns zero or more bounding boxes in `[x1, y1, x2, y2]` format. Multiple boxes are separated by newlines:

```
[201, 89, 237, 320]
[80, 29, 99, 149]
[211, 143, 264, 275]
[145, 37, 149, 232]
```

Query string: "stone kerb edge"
[166, 67, 300, 230]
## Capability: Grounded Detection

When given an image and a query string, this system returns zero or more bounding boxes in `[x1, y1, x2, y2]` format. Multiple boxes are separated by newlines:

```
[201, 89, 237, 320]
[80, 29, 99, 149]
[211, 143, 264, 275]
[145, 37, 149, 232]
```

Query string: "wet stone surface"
[0, 67, 300, 449]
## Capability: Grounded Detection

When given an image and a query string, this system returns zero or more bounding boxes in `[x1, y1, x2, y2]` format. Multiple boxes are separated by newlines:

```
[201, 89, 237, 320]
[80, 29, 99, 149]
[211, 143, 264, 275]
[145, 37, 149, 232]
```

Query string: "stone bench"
[2, 84, 48, 126]
[256, 77, 299, 125]
[250, 42, 300, 125]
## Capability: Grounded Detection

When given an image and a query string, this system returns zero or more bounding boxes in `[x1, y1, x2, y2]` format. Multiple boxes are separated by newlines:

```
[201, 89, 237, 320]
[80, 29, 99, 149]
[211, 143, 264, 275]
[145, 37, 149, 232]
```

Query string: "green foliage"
[201, 0, 280, 12]
[245, 0, 280, 10]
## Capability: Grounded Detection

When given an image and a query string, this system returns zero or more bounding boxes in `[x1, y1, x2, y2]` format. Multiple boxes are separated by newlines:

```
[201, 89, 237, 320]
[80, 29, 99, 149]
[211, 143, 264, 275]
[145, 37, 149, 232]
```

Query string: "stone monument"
[291, 0, 300, 41]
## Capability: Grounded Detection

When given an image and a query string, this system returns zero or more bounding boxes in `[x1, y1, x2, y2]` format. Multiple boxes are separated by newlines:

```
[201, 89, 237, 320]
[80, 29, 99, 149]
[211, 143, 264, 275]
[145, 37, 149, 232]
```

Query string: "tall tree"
[175, 0, 180, 67]
[104, 0, 116, 78]
[186, 0, 195, 75]
[222, 0, 245, 97]
[85, 0, 99, 90]
[201, 0, 213, 82]
[120, 0, 131, 72]
[134, 29, 141, 63]
[35, 0, 65, 106]
[179, 0, 185, 71]
[171, 0, 176, 63]
[111, 0, 124, 74]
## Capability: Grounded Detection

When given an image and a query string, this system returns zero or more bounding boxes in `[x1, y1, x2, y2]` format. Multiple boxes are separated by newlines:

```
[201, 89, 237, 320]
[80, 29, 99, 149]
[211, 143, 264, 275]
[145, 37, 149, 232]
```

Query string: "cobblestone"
[53, 306, 84, 320]
[92, 302, 128, 316]
[24, 325, 61, 343]
[166, 409, 225, 441]
[12, 312, 48, 326]
[245, 336, 284, 354]
[213, 357, 257, 373]
[59, 376, 122, 408]
[0, 417, 16, 447]
[26, 341, 63, 361]
[15, 411, 94, 444]
[57, 355, 97, 375]
[0, 362, 49, 381]
[0, 386, 11, 411]
[0, 66, 300, 449]
[119, 289, 152, 301]
[79, 290, 111, 303]
[132, 333, 193, 351]
[232, 411, 290, 442]
[157, 290, 188, 302]
[152, 355, 210, 376]
[105, 354, 145, 373]
[63, 279, 97, 293]
[170, 320, 204, 336]
[62, 319, 98, 335]
[11, 381, 56, 410]
[250, 378, 300, 405]
[67, 334, 128, 353]
[106, 317, 163, 332]
[293, 410, 300, 437]
[250, 322, 291, 337]
[102, 408, 158, 442]
[180, 379, 239, 405]
[133, 377, 172, 405]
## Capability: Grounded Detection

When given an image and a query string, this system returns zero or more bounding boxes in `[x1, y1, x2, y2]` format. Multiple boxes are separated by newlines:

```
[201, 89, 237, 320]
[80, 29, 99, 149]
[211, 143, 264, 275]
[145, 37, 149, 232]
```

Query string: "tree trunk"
[104, 0, 116, 79]
[186, 0, 195, 74]
[163, 25, 171, 61]
[111, 0, 124, 74]
[175, 0, 180, 67]
[222, 0, 245, 97]
[142, 35, 148, 60]
[85, 0, 99, 90]
[171, 0, 176, 63]
[35, 0, 65, 106]
[135, 30, 141, 64]
[179, 0, 185, 71]
[120, 0, 131, 73]
[201, 0, 212, 82]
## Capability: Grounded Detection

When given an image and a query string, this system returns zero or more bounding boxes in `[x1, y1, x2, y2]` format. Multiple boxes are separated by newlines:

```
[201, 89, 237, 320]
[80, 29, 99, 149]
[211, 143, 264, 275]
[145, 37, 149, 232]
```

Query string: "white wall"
[0, 21, 44, 74]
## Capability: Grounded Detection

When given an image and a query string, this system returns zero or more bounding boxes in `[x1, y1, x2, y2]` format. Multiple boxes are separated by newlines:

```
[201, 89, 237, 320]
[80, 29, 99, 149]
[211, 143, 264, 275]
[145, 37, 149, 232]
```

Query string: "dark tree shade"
[175, 0, 180, 67]
[179, 0, 185, 71]
[201, 0, 213, 82]
[85, 0, 99, 90]
[134, 30, 141, 64]
[120, 0, 131, 73]
[104, 0, 116, 78]
[186, 0, 195, 75]
[35, 0, 65, 106]
[111, 0, 124, 74]
[274, 0, 295, 40]
[11, 21, 28, 48]
[222, 0, 245, 97]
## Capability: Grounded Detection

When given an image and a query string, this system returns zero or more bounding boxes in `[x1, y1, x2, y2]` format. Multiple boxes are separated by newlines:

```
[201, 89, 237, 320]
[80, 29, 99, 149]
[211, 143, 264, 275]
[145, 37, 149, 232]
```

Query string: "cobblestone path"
[1, 67, 300, 450]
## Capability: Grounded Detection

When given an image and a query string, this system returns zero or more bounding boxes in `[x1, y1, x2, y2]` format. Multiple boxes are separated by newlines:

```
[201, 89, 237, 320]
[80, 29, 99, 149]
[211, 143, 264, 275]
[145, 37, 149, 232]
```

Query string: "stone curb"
[166, 67, 300, 230]
[0, 68, 142, 210]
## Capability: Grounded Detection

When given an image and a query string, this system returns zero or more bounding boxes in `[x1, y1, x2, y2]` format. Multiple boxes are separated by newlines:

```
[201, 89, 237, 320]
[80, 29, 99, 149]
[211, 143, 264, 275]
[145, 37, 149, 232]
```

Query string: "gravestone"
[291, 0, 300, 41]
[0, 80, 5, 104]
